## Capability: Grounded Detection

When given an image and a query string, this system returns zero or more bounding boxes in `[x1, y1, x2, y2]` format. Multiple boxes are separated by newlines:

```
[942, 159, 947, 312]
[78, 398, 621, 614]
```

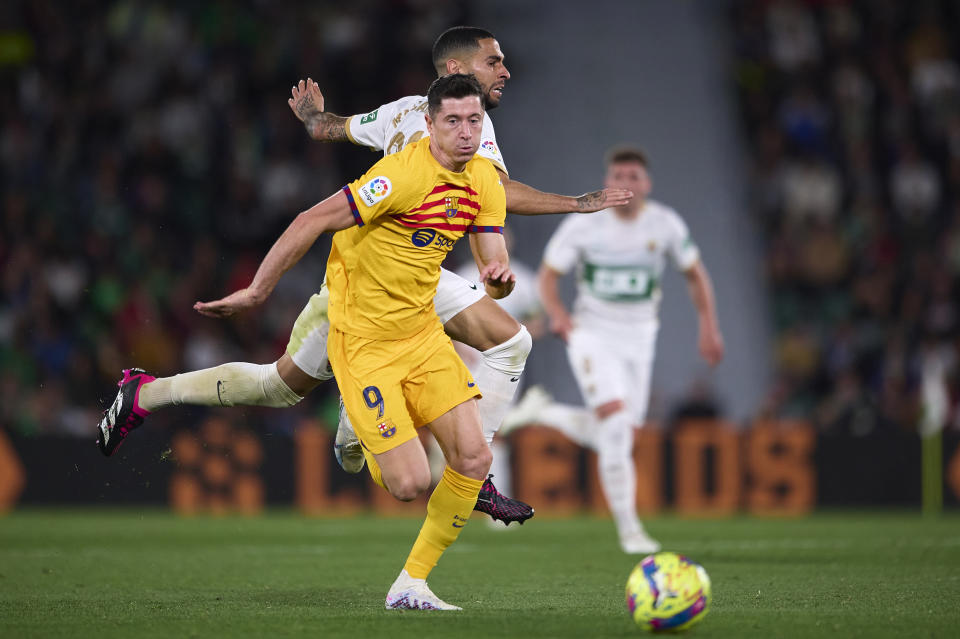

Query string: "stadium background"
[2, 0, 960, 515]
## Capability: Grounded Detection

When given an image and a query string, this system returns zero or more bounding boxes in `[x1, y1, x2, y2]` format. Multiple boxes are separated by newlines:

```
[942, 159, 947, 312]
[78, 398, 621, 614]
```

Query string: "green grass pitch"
[1, 510, 958, 638]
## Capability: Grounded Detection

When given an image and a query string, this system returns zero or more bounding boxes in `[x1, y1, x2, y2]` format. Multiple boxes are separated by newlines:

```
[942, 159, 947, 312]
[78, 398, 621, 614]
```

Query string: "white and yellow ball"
[625, 552, 711, 631]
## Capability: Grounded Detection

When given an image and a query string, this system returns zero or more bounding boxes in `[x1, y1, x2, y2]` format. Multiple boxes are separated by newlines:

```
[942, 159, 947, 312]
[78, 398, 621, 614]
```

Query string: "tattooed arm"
[498, 168, 633, 216]
[288, 78, 349, 142]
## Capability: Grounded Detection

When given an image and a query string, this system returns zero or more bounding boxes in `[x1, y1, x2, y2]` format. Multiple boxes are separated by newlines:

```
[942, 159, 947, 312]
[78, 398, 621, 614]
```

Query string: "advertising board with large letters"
[3, 416, 959, 514]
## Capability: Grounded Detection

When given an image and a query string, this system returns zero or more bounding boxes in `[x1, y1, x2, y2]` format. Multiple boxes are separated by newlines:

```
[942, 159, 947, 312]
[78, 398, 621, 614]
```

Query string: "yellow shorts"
[327, 321, 480, 455]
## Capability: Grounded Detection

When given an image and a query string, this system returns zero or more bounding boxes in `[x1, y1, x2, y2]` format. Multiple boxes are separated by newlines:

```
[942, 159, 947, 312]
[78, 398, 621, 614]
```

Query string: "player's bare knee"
[388, 485, 421, 502]
[449, 445, 493, 480]
[595, 400, 626, 420]
[388, 473, 431, 502]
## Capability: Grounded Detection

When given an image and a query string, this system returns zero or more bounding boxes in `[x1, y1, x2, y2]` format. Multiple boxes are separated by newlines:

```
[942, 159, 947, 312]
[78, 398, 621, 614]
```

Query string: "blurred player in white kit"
[503, 146, 725, 552]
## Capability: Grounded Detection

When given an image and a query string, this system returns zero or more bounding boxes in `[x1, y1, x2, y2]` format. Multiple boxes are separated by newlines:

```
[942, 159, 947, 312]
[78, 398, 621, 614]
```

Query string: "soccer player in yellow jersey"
[325, 77, 510, 609]
[124, 73, 506, 610]
[327, 74, 514, 610]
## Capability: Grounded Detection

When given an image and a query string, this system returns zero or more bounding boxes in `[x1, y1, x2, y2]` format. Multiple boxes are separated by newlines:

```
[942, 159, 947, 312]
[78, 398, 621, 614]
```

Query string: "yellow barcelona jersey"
[327, 137, 506, 339]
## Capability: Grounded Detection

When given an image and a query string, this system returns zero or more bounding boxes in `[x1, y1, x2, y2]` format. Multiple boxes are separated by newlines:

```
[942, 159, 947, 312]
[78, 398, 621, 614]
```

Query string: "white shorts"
[434, 267, 486, 324]
[286, 268, 485, 380]
[286, 288, 334, 380]
[566, 322, 659, 424]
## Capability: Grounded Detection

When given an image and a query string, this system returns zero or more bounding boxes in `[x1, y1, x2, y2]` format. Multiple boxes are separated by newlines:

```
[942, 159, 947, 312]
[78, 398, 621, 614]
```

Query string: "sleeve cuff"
[467, 224, 503, 234]
[466, 225, 504, 234]
[344, 116, 358, 144]
[342, 186, 363, 227]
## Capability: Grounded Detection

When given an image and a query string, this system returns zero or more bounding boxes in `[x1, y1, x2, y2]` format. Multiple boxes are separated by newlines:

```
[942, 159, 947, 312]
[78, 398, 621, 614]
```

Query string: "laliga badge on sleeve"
[358, 176, 392, 207]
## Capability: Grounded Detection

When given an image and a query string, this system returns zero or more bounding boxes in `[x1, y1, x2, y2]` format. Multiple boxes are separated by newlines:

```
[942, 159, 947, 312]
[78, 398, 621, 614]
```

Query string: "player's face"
[425, 95, 485, 170]
[605, 161, 652, 204]
[462, 38, 510, 110]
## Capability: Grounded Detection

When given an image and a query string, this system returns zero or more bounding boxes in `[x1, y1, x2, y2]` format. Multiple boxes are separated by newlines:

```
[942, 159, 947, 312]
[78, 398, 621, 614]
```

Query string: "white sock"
[539, 402, 596, 448]
[488, 438, 511, 490]
[484, 438, 513, 529]
[596, 409, 641, 540]
[139, 362, 302, 411]
[475, 326, 532, 446]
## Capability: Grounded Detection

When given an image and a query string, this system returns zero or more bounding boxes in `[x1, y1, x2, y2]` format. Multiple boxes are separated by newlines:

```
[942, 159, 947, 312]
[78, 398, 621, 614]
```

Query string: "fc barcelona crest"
[445, 196, 459, 218]
[377, 419, 397, 439]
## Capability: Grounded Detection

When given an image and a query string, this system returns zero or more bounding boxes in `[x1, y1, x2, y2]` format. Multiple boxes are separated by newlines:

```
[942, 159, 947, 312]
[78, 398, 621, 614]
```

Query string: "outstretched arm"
[538, 265, 573, 341]
[684, 260, 724, 366]
[499, 169, 632, 216]
[288, 78, 350, 142]
[194, 191, 355, 317]
[469, 232, 515, 299]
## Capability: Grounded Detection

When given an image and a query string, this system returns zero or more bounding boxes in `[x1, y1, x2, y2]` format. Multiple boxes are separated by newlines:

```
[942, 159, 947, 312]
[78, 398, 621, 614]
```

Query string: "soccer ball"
[625, 552, 711, 631]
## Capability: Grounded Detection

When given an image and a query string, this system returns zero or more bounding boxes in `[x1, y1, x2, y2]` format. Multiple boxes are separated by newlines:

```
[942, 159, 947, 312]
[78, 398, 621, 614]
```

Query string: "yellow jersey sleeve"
[467, 160, 507, 234]
[342, 153, 423, 227]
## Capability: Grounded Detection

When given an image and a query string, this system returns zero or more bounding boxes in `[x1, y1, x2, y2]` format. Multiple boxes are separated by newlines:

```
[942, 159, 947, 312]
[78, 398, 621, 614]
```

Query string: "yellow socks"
[403, 466, 482, 579]
[367, 458, 482, 580]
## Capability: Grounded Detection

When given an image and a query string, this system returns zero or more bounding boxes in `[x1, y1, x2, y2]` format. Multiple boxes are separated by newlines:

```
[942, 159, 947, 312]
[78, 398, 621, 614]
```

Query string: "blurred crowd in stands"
[732, 0, 960, 434]
[0, 0, 465, 436]
[5, 0, 959, 440]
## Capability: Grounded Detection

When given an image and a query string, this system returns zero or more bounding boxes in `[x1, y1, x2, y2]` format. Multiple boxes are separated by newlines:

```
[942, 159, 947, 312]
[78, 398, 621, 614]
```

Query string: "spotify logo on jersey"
[411, 229, 437, 247]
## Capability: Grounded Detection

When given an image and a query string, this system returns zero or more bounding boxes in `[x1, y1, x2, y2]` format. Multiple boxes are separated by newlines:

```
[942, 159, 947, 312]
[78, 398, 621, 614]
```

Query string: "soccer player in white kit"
[95, 27, 630, 526]
[508, 146, 724, 552]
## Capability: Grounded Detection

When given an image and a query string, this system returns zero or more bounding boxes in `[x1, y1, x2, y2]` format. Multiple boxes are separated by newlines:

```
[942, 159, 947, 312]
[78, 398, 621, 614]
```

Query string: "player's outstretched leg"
[97, 368, 155, 456]
[95, 294, 334, 456]
[474, 474, 534, 525]
[95, 360, 305, 456]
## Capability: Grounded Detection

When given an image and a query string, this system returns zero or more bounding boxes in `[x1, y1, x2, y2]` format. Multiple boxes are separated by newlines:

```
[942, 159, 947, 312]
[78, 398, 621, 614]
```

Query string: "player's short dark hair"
[605, 146, 649, 168]
[432, 26, 496, 73]
[427, 73, 485, 117]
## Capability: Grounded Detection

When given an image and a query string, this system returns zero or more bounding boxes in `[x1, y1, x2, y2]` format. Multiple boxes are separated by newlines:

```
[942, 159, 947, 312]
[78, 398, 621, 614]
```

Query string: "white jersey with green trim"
[345, 95, 508, 174]
[542, 200, 699, 328]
